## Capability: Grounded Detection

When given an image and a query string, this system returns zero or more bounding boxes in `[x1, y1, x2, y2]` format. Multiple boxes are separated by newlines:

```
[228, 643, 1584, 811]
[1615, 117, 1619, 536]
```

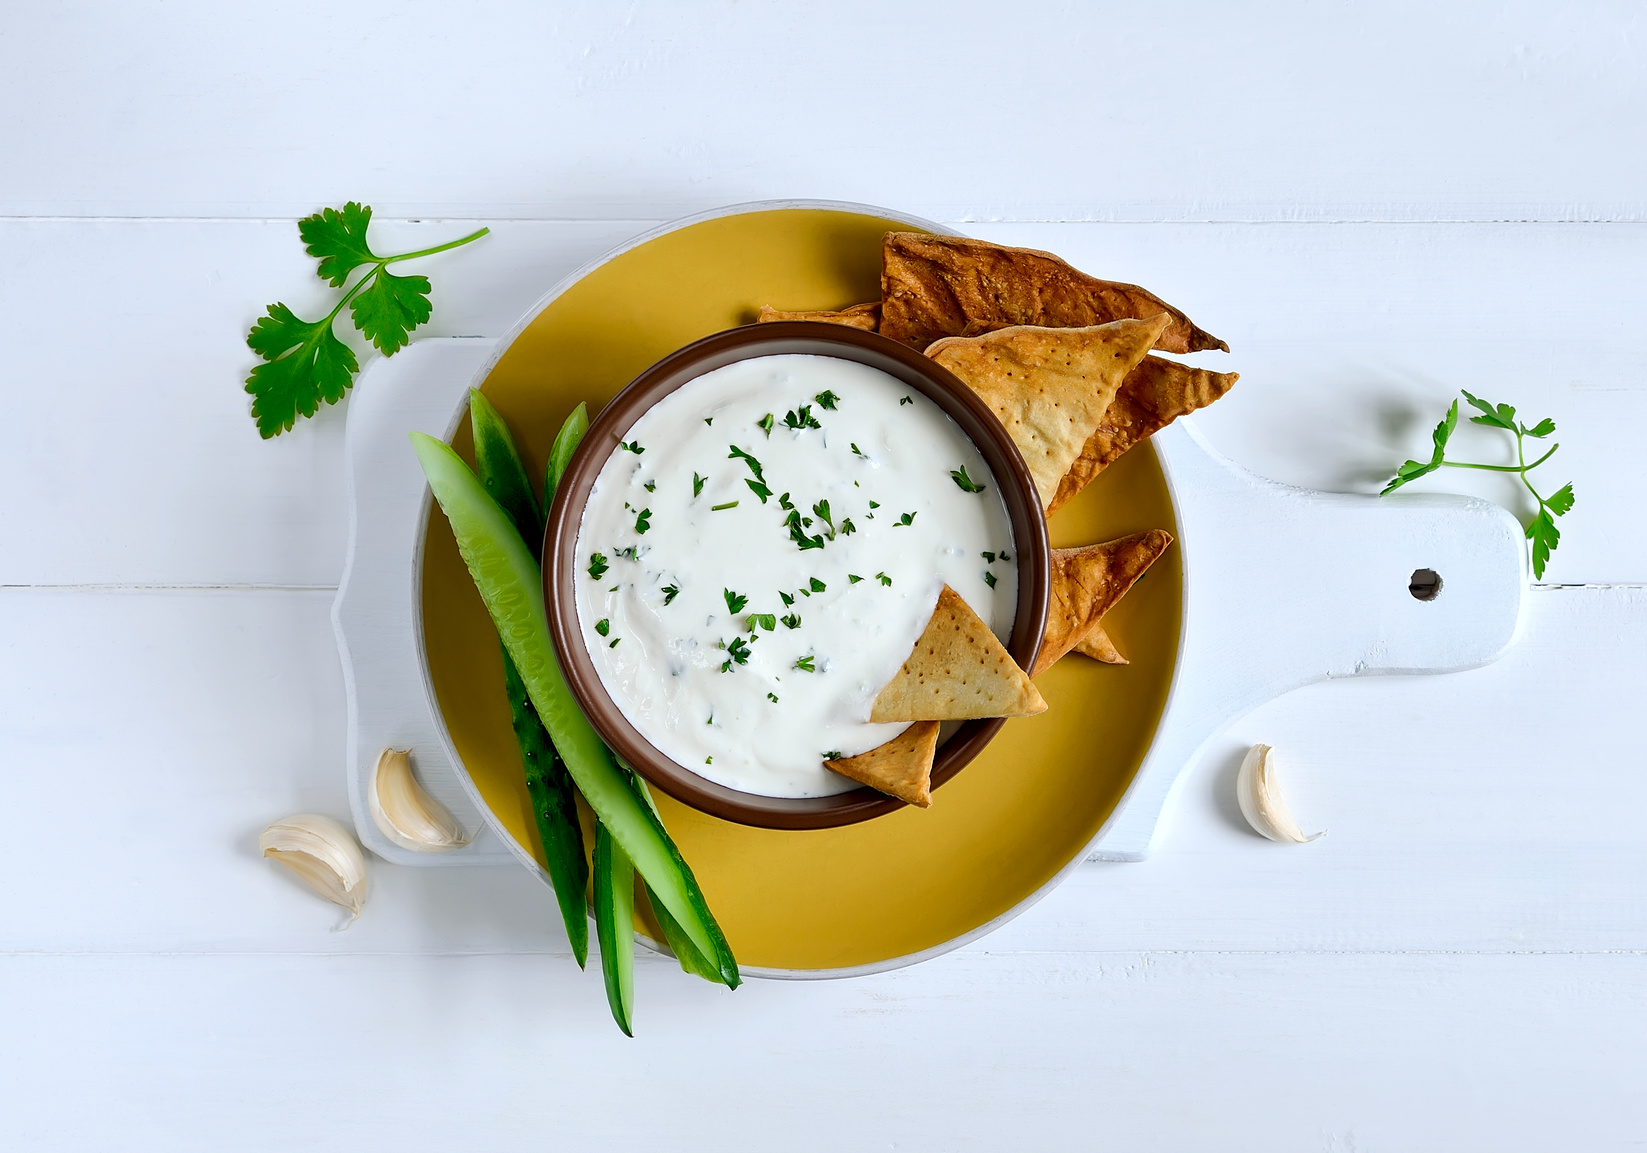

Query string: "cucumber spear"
[411, 430, 739, 988]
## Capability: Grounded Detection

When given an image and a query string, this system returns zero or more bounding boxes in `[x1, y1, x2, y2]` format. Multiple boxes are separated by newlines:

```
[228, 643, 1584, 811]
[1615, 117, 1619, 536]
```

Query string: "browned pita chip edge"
[1032, 530, 1173, 676]
[871, 585, 1047, 722]
[755, 302, 881, 331]
[1073, 625, 1127, 665]
[824, 721, 941, 808]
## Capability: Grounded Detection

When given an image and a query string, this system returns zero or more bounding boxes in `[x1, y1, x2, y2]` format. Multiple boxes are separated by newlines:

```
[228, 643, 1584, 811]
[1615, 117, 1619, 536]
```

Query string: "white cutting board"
[334, 337, 1527, 870]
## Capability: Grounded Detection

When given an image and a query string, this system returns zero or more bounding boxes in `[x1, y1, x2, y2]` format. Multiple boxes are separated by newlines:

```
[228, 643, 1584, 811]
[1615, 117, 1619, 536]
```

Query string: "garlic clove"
[368, 748, 472, 852]
[1236, 744, 1325, 844]
[260, 813, 369, 924]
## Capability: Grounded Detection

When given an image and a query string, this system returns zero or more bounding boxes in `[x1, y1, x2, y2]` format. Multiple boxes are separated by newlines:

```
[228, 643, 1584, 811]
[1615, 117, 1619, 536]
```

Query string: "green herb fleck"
[794, 654, 817, 672]
[634, 508, 652, 534]
[723, 588, 749, 615]
[661, 584, 679, 605]
[786, 510, 825, 551]
[692, 472, 706, 497]
[780, 613, 802, 629]
[615, 545, 638, 561]
[895, 511, 916, 527]
[594, 618, 611, 637]
[711, 501, 739, 511]
[840, 517, 856, 535]
[812, 499, 836, 539]
[814, 390, 840, 410]
[767, 693, 780, 703]
[779, 591, 795, 606]
[704, 418, 713, 426]
[588, 553, 609, 580]
[868, 500, 880, 508]
[747, 613, 777, 632]
[758, 412, 775, 437]
[745, 478, 772, 503]
[851, 442, 866, 458]
[620, 440, 644, 454]
[848, 574, 863, 584]
[950, 465, 986, 493]
[728, 445, 767, 484]
[784, 405, 822, 431]
[778, 491, 795, 511]
[706, 756, 713, 763]
[876, 572, 892, 586]
[983, 571, 998, 589]
[823, 750, 843, 760]
[809, 577, 827, 593]
[720, 635, 753, 672]
[644, 480, 656, 492]
[609, 637, 620, 648]
[899, 396, 913, 406]
[982, 551, 997, 563]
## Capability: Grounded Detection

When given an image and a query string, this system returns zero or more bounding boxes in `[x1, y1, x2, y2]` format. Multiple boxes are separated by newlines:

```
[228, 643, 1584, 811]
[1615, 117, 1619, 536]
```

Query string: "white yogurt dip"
[573, 353, 1018, 798]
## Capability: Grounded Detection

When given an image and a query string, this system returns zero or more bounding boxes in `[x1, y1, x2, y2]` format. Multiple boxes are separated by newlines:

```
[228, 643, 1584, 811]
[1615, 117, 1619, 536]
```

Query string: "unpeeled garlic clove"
[368, 748, 471, 852]
[261, 814, 369, 924]
[1236, 744, 1324, 844]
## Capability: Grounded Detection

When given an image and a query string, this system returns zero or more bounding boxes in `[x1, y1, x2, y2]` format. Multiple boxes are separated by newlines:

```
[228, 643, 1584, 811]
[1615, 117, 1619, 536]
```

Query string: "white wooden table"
[4, 3, 1644, 1147]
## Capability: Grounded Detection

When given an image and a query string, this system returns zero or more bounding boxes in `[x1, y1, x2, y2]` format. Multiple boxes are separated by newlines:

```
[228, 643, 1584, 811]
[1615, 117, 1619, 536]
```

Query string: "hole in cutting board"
[1409, 568, 1443, 601]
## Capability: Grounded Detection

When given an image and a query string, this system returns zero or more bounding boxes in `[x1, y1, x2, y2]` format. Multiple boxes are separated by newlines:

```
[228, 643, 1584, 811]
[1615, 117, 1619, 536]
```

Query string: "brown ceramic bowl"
[543, 321, 1049, 830]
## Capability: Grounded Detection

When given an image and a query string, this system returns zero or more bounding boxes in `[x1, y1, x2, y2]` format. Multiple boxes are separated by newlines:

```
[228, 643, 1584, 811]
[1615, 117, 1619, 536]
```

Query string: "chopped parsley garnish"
[747, 613, 777, 632]
[745, 478, 772, 503]
[615, 545, 639, 560]
[728, 445, 767, 483]
[823, 750, 843, 760]
[705, 756, 713, 763]
[609, 638, 621, 648]
[895, 511, 917, 527]
[840, 517, 856, 535]
[786, 510, 825, 551]
[620, 439, 644, 454]
[851, 442, 866, 458]
[814, 390, 839, 410]
[876, 572, 892, 586]
[720, 635, 753, 672]
[779, 591, 795, 606]
[723, 588, 748, 614]
[794, 654, 817, 672]
[758, 413, 775, 437]
[1001, 551, 1012, 562]
[767, 693, 780, 703]
[899, 395, 913, 406]
[780, 613, 801, 629]
[809, 577, 827, 593]
[848, 574, 863, 584]
[711, 501, 739, 511]
[704, 418, 713, 426]
[983, 572, 998, 589]
[661, 584, 680, 605]
[643, 480, 656, 492]
[812, 499, 836, 539]
[783, 405, 821, 431]
[587, 553, 609, 579]
[982, 551, 997, 563]
[634, 508, 652, 534]
[692, 472, 705, 497]
[778, 491, 795, 511]
[950, 465, 986, 493]
[594, 618, 611, 637]
[868, 500, 880, 508]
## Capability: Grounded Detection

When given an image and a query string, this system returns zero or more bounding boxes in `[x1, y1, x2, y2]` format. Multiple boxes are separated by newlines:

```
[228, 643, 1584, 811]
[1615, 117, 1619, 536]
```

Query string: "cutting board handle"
[1091, 419, 1528, 860]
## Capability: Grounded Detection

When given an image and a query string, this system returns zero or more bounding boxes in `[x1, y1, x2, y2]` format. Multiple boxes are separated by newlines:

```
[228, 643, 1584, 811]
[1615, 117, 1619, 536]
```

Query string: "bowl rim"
[543, 321, 1050, 829]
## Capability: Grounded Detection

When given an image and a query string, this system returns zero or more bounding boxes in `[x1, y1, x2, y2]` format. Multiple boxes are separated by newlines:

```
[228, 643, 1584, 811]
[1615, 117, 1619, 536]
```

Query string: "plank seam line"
[1, 215, 1645, 226]
[2, 948, 1643, 959]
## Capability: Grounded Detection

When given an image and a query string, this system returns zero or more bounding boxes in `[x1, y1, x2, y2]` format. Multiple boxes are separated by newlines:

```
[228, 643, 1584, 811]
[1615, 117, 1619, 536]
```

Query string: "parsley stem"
[382, 227, 492, 264]
[1439, 443, 1558, 474]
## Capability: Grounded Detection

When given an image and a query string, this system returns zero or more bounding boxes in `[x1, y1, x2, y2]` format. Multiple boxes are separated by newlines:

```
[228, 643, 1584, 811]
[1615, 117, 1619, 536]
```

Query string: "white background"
[3, 2, 1644, 1148]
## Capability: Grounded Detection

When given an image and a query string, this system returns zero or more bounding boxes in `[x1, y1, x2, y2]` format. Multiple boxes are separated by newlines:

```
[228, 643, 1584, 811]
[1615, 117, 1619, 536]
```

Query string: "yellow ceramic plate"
[419, 202, 1182, 975]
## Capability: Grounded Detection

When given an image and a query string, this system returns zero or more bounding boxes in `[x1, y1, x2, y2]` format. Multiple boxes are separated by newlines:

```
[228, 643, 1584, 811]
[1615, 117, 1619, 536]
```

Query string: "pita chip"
[879, 232, 1228, 355]
[1032, 530, 1173, 676]
[1047, 356, 1239, 516]
[756, 302, 881, 331]
[927, 316, 1169, 509]
[1074, 625, 1127, 665]
[871, 585, 1047, 722]
[825, 721, 940, 808]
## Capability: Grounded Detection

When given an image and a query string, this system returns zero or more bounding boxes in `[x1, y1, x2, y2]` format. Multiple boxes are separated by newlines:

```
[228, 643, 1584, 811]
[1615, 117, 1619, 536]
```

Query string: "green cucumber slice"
[593, 824, 635, 1036]
[467, 389, 542, 546]
[629, 772, 723, 982]
[411, 431, 738, 987]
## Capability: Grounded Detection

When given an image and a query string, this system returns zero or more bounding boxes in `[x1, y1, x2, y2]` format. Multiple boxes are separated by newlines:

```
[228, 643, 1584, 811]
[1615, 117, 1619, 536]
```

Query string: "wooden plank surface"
[2, 1, 1643, 1147]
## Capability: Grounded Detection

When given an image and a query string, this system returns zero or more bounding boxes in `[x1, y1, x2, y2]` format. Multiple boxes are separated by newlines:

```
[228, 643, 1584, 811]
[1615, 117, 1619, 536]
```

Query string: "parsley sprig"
[1382, 390, 1575, 578]
[244, 202, 488, 438]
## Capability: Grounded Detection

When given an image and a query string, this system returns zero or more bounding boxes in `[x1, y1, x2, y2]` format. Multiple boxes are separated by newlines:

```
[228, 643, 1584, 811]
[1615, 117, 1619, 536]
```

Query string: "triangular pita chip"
[879, 232, 1228, 355]
[1032, 530, 1173, 676]
[825, 721, 940, 808]
[1047, 356, 1239, 515]
[756, 302, 881, 331]
[871, 585, 1047, 722]
[1074, 625, 1127, 665]
[927, 317, 1169, 508]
